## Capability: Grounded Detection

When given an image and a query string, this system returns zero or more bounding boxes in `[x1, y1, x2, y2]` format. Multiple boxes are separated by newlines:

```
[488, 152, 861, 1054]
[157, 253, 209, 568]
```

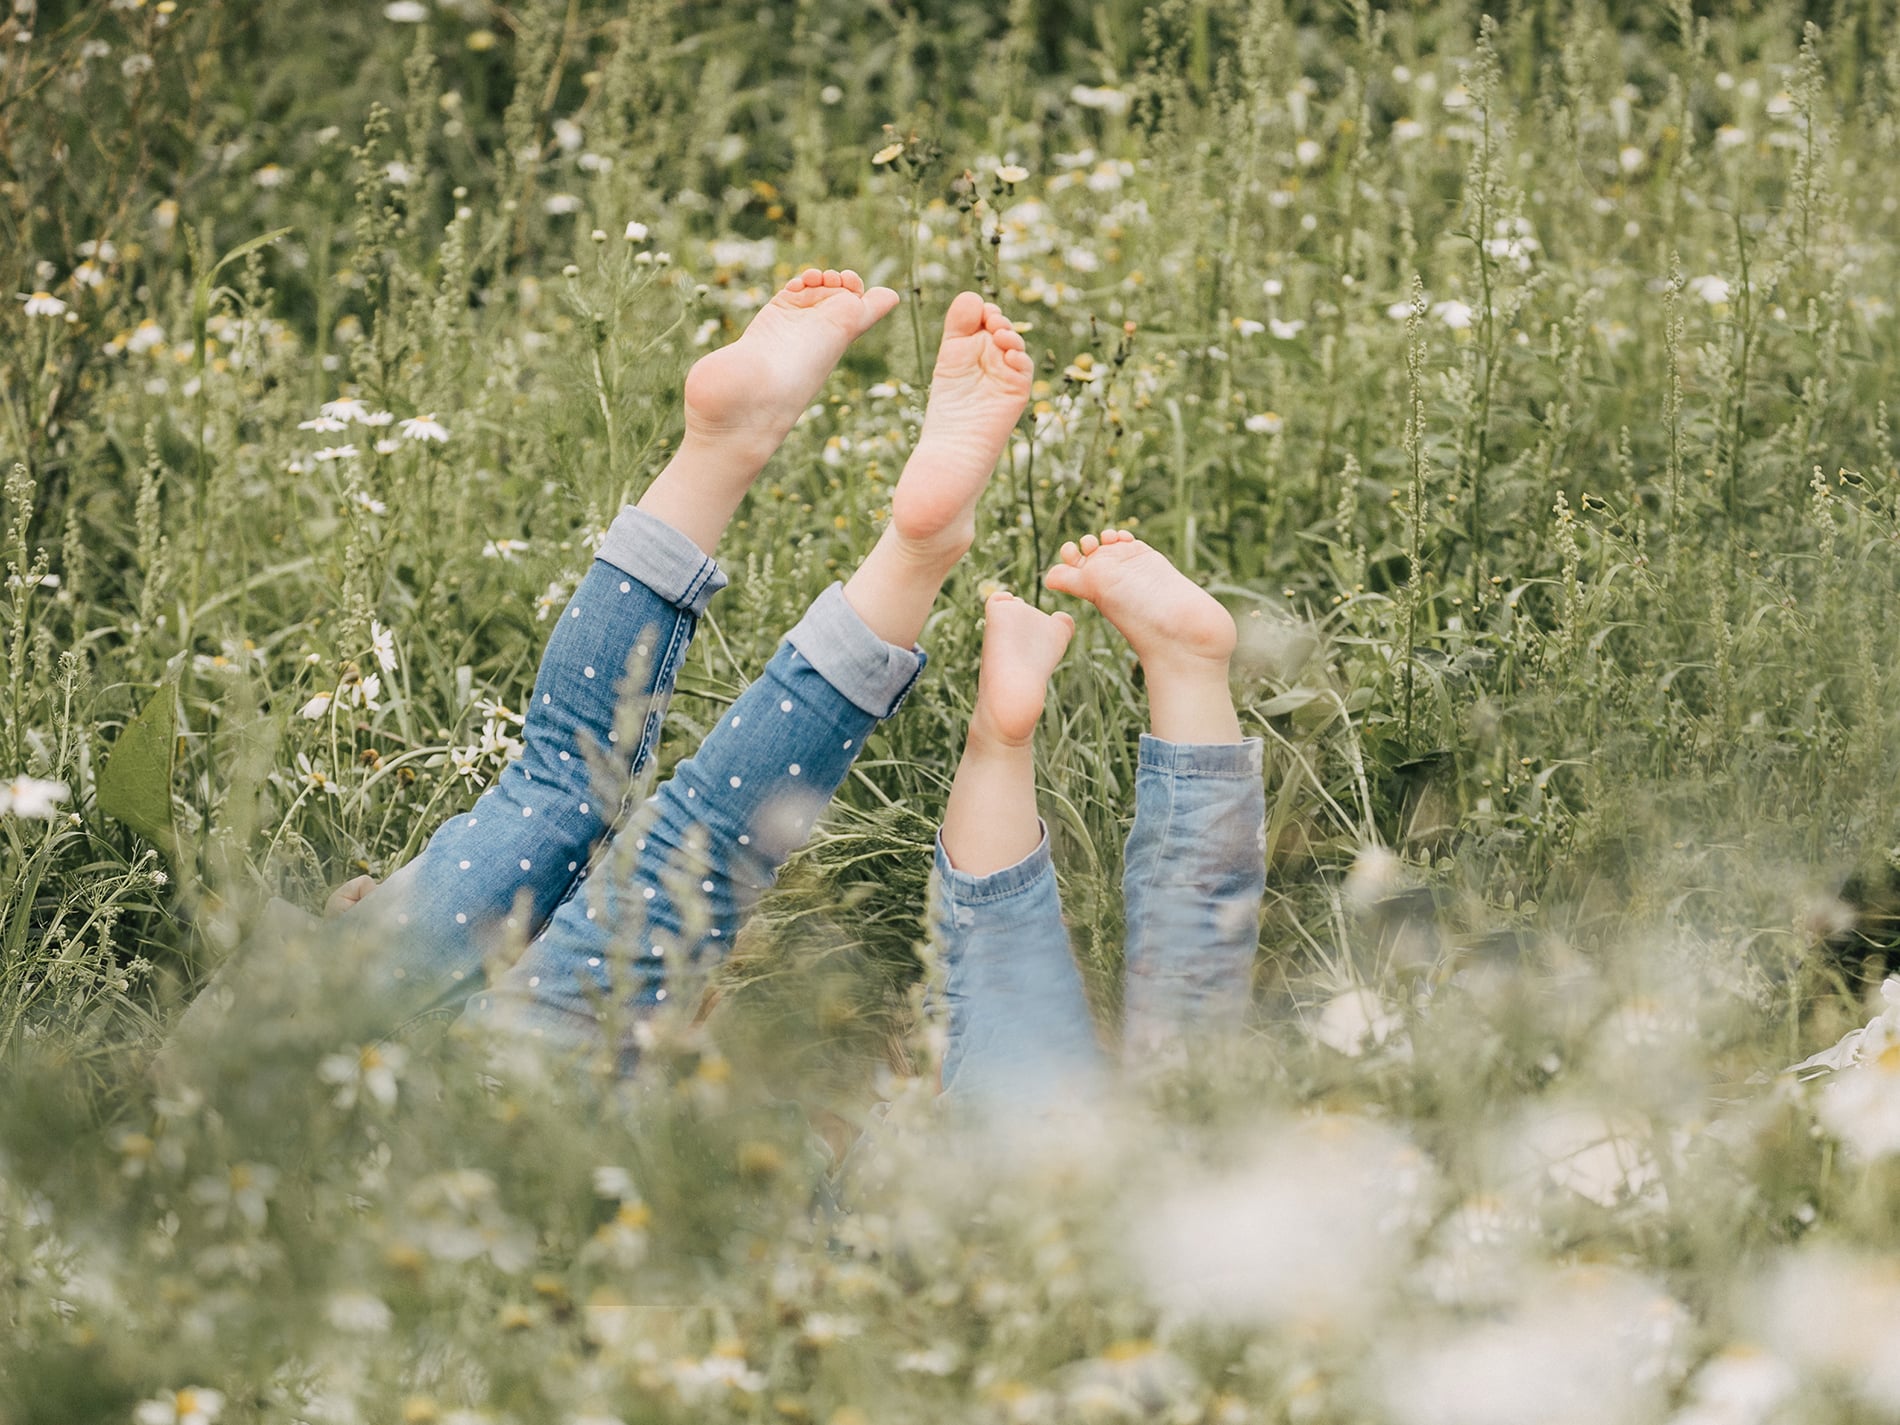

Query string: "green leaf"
[98, 680, 178, 849]
[1258, 687, 1323, 718]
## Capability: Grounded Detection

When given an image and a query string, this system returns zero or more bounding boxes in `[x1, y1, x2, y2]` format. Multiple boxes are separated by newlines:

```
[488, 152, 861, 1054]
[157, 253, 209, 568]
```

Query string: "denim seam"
[1129, 767, 1177, 981]
[629, 612, 695, 771]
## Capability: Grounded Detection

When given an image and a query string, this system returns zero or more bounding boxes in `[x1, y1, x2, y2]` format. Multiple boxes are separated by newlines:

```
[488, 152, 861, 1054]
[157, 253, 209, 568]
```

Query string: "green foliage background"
[9, 1, 1900, 1421]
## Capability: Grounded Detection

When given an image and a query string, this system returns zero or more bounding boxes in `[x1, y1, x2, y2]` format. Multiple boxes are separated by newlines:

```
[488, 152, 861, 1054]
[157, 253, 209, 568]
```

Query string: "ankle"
[672, 423, 774, 482]
[968, 704, 1038, 753]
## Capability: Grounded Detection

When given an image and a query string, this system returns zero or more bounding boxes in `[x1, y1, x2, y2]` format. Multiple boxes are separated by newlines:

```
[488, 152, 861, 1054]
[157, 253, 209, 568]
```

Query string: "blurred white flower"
[324, 1290, 394, 1332]
[1344, 843, 1402, 908]
[127, 319, 166, 354]
[312, 445, 358, 462]
[374, 438, 400, 455]
[544, 193, 582, 215]
[670, 1353, 767, 1399]
[400, 413, 449, 443]
[1442, 83, 1472, 111]
[1688, 274, 1731, 306]
[1381, 1267, 1688, 1425]
[321, 397, 370, 423]
[1295, 138, 1324, 167]
[299, 692, 333, 720]
[190, 1161, 278, 1230]
[1511, 1102, 1665, 1209]
[1715, 125, 1750, 150]
[383, 0, 428, 19]
[1233, 317, 1265, 337]
[1244, 412, 1283, 435]
[624, 220, 649, 242]
[353, 491, 388, 516]
[252, 164, 286, 189]
[1311, 987, 1405, 1058]
[1069, 84, 1130, 115]
[1618, 145, 1646, 173]
[369, 620, 397, 672]
[1394, 117, 1426, 141]
[318, 1042, 407, 1110]
[1132, 1114, 1434, 1328]
[996, 163, 1030, 184]
[867, 381, 899, 399]
[359, 409, 394, 427]
[133, 1388, 226, 1425]
[1432, 299, 1475, 329]
[1669, 1344, 1797, 1425]
[2, 774, 70, 819]
[1756, 1246, 1900, 1412]
[1816, 1038, 1900, 1157]
[1268, 317, 1305, 339]
[298, 415, 347, 432]
[21, 291, 66, 316]
[1764, 90, 1795, 117]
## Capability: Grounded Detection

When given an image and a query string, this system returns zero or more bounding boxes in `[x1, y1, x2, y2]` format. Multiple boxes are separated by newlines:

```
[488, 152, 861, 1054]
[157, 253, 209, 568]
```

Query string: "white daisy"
[400, 413, 449, 443]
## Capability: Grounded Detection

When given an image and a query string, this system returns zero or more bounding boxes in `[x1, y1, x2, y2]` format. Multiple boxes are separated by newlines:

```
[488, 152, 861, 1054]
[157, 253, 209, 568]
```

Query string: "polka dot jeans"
[351, 507, 726, 1020]
[464, 581, 926, 1065]
[931, 735, 1266, 1123]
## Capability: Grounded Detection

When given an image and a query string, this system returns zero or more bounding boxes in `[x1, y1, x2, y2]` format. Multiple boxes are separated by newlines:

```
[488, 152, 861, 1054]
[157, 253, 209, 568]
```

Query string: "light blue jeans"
[347, 506, 924, 1061]
[931, 737, 1266, 1117]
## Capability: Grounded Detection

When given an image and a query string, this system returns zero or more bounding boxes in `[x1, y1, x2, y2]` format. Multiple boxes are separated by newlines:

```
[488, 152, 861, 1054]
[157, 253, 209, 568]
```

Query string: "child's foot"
[889, 292, 1035, 562]
[682, 268, 899, 465]
[971, 591, 1075, 747]
[1044, 529, 1243, 744]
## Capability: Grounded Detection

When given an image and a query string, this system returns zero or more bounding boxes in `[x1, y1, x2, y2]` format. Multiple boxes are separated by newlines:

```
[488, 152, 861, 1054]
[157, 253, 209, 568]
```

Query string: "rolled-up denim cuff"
[595, 506, 729, 615]
[933, 825, 1054, 906]
[1137, 733, 1264, 778]
[786, 582, 927, 719]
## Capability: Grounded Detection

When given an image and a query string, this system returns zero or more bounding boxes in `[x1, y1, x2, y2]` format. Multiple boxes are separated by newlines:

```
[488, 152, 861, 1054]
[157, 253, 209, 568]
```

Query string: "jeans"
[931, 735, 1266, 1118]
[461, 583, 925, 1059]
[347, 506, 728, 1022]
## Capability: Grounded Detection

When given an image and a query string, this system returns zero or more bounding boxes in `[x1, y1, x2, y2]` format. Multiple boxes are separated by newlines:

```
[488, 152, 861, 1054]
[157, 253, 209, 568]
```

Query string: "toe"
[995, 329, 1027, 352]
[1004, 349, 1035, 374]
[1054, 611, 1075, 632]
[982, 303, 1007, 331]
[1044, 563, 1083, 596]
[841, 270, 865, 293]
[944, 291, 987, 337]
[799, 267, 824, 287]
[1101, 527, 1120, 544]
[1059, 540, 1083, 566]
[861, 287, 902, 326]
[823, 269, 843, 287]
[1079, 534, 1100, 556]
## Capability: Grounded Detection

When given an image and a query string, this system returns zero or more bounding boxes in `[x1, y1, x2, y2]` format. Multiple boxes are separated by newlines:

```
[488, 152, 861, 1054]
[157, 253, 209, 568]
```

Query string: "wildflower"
[358, 409, 394, 426]
[1268, 317, 1306, 339]
[133, 1388, 226, 1425]
[1765, 90, 1795, 117]
[1233, 317, 1265, 337]
[1069, 83, 1131, 115]
[190, 1161, 279, 1229]
[867, 382, 899, 399]
[1295, 138, 1323, 167]
[1432, 299, 1475, 329]
[995, 163, 1030, 184]
[1442, 82, 1472, 110]
[312, 445, 359, 462]
[318, 1042, 407, 1110]
[400, 413, 449, 443]
[1311, 987, 1405, 1057]
[872, 142, 905, 164]
[374, 438, 400, 455]
[624, 220, 649, 242]
[534, 581, 568, 621]
[1261, 277, 1284, 296]
[298, 415, 348, 432]
[1715, 124, 1750, 150]
[370, 620, 397, 673]
[72, 260, 106, 289]
[296, 754, 343, 795]
[384, 0, 427, 20]
[321, 397, 370, 423]
[1758, 1247, 1900, 1412]
[1, 775, 70, 819]
[325, 1291, 395, 1332]
[1393, 117, 1426, 141]
[1618, 145, 1645, 173]
[669, 1352, 767, 1400]
[482, 538, 529, 560]
[299, 692, 333, 720]
[353, 491, 388, 516]
[1688, 274, 1731, 306]
[20, 291, 66, 316]
[252, 164, 286, 189]
[1244, 413, 1283, 435]
[1670, 1345, 1797, 1425]
[127, 319, 166, 354]
[544, 193, 582, 216]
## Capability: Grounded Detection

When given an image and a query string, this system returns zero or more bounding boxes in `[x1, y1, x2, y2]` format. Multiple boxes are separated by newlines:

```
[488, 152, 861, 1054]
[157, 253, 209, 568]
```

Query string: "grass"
[8, 0, 1900, 1420]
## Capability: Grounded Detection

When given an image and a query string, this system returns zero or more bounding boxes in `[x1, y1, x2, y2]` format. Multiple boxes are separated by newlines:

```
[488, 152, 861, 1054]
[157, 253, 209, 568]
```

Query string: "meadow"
[8, 0, 1900, 1419]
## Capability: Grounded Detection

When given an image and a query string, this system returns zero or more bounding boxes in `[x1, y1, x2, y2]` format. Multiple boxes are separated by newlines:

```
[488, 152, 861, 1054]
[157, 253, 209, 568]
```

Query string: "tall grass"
[8, 1, 1900, 1420]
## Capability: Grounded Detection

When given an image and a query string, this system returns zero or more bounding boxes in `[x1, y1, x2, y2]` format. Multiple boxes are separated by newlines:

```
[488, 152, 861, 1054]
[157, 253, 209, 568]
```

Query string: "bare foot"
[1044, 529, 1242, 744]
[682, 267, 899, 465]
[890, 292, 1035, 561]
[971, 591, 1075, 747]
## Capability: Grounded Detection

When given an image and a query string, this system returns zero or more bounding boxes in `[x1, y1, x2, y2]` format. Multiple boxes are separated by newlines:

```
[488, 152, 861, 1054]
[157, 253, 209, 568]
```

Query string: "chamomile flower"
[133, 1388, 226, 1425]
[369, 620, 397, 673]
[1, 775, 70, 819]
[298, 415, 348, 433]
[21, 291, 66, 317]
[400, 413, 449, 443]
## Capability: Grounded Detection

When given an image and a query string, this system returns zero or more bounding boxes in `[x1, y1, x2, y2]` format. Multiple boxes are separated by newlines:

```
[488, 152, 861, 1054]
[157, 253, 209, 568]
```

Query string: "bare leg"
[941, 591, 1073, 876]
[1045, 527, 1241, 744]
[639, 267, 899, 556]
[933, 592, 1105, 1114]
[1044, 529, 1263, 1057]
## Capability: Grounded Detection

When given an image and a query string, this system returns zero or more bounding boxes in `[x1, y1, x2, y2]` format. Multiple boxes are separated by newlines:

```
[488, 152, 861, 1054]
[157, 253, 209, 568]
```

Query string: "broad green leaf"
[98, 680, 178, 849]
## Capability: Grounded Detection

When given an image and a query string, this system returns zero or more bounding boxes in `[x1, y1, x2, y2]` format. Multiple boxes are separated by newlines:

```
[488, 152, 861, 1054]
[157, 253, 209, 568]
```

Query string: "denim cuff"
[933, 825, 1054, 906]
[1137, 733, 1264, 778]
[595, 506, 729, 616]
[786, 582, 927, 719]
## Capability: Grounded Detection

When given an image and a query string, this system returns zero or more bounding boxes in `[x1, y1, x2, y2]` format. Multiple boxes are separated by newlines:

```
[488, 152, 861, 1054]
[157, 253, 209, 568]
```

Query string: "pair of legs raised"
[330, 274, 1034, 1064]
[933, 531, 1268, 1119]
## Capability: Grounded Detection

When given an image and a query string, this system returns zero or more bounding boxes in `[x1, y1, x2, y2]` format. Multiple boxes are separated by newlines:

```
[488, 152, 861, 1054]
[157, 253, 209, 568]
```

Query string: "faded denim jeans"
[344, 505, 924, 1063]
[931, 736, 1267, 1119]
